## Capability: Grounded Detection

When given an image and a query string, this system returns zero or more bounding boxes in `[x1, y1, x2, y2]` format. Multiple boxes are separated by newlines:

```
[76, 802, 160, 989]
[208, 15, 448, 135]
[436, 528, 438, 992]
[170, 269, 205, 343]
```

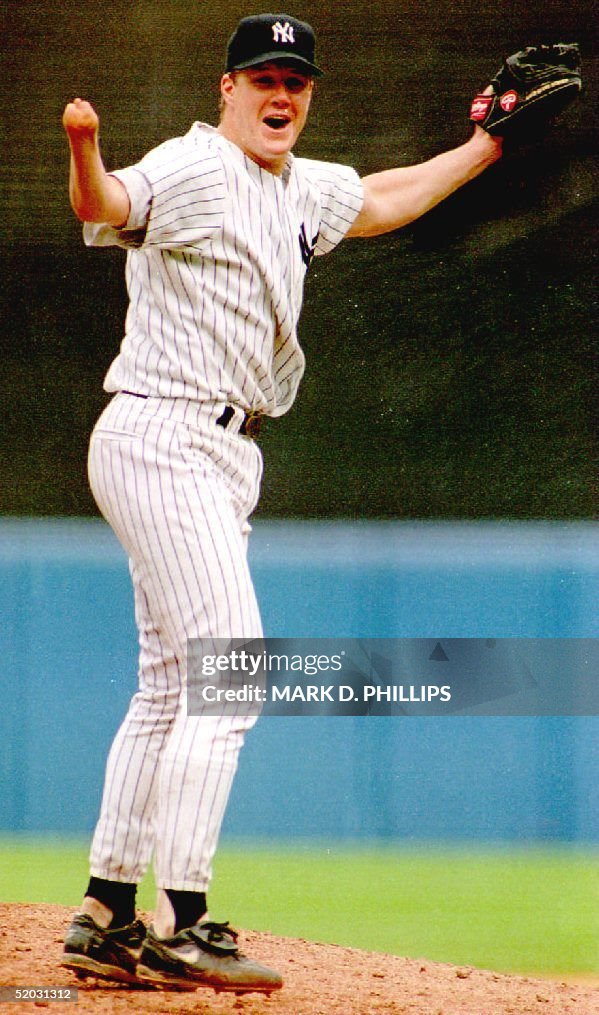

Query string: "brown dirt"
[0, 904, 597, 1015]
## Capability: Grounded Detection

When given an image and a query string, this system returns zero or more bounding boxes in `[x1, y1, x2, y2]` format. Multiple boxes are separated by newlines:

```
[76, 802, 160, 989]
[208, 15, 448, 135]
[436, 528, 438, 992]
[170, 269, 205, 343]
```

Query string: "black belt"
[216, 404, 263, 438]
[121, 392, 262, 438]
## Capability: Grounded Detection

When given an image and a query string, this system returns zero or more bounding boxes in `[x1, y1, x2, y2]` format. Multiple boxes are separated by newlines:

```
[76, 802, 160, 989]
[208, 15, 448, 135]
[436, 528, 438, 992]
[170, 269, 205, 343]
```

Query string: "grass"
[1, 838, 597, 976]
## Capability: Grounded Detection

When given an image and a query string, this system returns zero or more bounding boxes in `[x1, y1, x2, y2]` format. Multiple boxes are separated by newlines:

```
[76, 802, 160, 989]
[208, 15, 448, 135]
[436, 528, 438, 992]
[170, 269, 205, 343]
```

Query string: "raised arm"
[348, 126, 502, 238]
[348, 41, 582, 239]
[62, 98, 130, 226]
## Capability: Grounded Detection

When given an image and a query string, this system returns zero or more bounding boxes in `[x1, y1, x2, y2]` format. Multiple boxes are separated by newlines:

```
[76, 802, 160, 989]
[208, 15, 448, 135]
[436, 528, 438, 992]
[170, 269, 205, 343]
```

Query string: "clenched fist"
[63, 98, 99, 141]
[62, 97, 129, 225]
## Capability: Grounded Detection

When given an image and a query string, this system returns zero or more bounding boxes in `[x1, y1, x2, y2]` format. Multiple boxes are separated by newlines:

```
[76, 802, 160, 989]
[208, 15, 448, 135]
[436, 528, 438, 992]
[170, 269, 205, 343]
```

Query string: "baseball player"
[59, 11, 579, 996]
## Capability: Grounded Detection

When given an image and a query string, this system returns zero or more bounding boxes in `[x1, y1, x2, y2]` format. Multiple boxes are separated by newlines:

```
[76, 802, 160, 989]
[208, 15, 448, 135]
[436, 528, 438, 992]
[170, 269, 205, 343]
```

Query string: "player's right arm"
[63, 98, 130, 226]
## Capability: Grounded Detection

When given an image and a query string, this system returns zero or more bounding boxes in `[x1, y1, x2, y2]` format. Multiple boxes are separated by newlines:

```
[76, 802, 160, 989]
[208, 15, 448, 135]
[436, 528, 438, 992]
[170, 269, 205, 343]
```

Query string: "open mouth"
[263, 115, 291, 130]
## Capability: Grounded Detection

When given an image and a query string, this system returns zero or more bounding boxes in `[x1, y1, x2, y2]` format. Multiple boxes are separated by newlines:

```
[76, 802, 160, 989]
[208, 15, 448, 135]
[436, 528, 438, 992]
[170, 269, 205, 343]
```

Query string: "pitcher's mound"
[1, 904, 596, 1014]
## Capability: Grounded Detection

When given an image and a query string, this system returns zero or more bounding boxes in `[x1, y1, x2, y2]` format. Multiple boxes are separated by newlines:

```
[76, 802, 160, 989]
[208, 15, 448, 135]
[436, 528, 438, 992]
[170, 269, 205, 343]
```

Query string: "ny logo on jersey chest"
[299, 223, 319, 267]
[272, 21, 295, 44]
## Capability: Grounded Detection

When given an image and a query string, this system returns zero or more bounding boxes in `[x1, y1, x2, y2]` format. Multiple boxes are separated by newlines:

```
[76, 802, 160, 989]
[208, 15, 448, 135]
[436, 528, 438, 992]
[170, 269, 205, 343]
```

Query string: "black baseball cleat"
[136, 919, 283, 995]
[61, 913, 147, 984]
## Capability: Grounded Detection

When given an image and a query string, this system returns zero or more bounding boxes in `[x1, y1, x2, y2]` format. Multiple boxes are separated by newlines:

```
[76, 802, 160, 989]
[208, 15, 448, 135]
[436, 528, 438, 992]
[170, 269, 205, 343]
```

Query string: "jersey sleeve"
[83, 168, 152, 249]
[84, 130, 226, 251]
[296, 159, 364, 256]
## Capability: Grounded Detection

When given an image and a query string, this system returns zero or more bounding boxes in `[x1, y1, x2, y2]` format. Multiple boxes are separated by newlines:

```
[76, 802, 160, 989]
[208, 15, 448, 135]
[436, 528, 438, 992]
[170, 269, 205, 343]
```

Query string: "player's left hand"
[470, 87, 503, 150]
[469, 43, 582, 139]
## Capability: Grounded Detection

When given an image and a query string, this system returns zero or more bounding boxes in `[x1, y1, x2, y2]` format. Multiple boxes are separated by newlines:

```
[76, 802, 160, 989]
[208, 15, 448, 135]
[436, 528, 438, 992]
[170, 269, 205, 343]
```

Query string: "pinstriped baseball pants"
[86, 392, 263, 891]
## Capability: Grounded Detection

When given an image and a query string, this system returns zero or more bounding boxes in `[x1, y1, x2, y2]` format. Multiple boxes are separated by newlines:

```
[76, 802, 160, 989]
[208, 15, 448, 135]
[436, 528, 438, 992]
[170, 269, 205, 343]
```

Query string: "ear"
[220, 73, 237, 106]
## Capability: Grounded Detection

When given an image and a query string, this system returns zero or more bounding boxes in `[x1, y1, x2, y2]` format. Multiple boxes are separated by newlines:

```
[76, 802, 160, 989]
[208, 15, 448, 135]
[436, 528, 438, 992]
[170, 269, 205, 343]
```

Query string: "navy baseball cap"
[225, 13, 323, 76]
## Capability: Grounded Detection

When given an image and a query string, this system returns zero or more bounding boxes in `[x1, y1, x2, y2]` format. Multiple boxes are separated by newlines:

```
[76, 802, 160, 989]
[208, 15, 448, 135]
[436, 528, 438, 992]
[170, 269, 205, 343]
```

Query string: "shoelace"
[124, 920, 147, 947]
[200, 920, 239, 946]
[188, 920, 243, 958]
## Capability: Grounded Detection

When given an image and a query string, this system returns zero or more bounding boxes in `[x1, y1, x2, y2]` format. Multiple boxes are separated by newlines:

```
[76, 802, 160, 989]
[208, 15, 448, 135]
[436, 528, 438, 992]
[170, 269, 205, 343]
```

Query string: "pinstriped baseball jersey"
[85, 123, 363, 414]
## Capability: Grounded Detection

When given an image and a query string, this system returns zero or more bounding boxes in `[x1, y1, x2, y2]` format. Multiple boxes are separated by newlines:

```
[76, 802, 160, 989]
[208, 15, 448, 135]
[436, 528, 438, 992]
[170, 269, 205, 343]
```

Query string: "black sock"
[85, 877, 137, 928]
[165, 889, 207, 934]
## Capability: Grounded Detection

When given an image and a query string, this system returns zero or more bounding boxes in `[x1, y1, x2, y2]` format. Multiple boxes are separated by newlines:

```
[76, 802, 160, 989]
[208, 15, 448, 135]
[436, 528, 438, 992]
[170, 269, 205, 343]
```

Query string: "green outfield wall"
[0, 519, 597, 843]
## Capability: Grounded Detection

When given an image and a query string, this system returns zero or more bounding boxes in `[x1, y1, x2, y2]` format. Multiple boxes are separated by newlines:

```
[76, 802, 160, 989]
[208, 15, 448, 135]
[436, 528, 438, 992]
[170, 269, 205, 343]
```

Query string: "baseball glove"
[469, 43, 582, 137]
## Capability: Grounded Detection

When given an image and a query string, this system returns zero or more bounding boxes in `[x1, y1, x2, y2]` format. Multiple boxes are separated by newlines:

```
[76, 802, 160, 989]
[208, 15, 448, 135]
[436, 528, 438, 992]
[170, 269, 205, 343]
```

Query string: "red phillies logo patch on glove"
[499, 90, 518, 111]
[470, 95, 493, 121]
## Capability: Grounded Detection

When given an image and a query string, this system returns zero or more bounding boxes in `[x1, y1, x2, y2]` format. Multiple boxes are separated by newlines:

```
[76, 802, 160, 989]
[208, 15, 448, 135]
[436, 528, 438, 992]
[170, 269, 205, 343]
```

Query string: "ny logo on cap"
[272, 21, 295, 44]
